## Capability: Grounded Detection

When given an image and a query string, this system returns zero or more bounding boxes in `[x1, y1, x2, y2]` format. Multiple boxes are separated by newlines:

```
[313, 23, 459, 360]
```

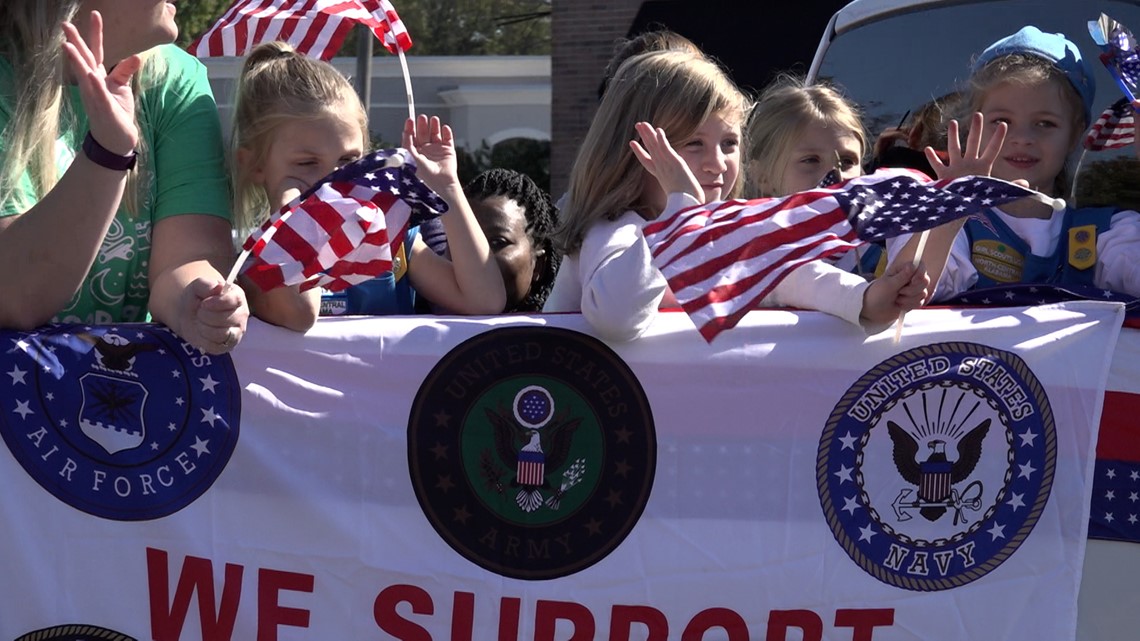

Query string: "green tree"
[174, 0, 232, 47]
[1075, 155, 1140, 211]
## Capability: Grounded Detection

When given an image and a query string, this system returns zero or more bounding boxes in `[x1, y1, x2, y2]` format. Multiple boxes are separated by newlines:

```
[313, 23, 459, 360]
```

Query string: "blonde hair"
[0, 0, 157, 215]
[554, 49, 749, 255]
[230, 41, 368, 234]
[965, 53, 1085, 196]
[746, 75, 866, 197]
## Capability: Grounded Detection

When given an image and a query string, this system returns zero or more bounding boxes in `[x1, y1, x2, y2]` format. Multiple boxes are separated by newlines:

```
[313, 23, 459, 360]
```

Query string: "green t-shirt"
[0, 45, 230, 324]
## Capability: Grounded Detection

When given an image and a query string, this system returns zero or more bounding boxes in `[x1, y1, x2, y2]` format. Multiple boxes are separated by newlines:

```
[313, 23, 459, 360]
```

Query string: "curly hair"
[464, 168, 561, 313]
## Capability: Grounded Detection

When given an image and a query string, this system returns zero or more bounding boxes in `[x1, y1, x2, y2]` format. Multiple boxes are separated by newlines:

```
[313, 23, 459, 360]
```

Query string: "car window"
[815, 0, 1140, 210]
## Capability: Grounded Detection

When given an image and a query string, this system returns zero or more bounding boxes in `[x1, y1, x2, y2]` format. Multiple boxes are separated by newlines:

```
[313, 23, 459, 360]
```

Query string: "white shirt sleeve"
[763, 260, 870, 328]
[1096, 209, 1140, 296]
[548, 193, 700, 342]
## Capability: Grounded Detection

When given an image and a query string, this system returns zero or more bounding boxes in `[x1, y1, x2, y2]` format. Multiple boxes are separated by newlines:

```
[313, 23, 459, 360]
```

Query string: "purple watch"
[82, 131, 137, 171]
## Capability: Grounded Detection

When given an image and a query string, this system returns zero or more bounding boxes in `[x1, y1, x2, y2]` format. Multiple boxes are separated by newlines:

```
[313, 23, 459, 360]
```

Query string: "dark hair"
[464, 168, 561, 313]
[599, 27, 701, 98]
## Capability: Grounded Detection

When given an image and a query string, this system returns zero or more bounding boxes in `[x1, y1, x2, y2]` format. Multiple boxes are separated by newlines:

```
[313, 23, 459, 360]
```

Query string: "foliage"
[177, 0, 551, 55]
[173, 0, 233, 47]
[1075, 155, 1140, 211]
[457, 138, 551, 194]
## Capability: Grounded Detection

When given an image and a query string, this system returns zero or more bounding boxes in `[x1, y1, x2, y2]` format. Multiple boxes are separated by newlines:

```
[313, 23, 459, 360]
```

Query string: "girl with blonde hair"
[231, 42, 504, 329]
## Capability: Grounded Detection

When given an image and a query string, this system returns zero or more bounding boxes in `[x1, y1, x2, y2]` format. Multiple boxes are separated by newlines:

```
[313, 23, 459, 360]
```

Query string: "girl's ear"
[236, 147, 264, 185]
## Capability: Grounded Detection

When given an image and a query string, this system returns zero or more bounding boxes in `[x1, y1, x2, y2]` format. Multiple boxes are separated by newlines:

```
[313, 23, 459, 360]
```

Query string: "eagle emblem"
[888, 418, 989, 524]
[483, 385, 584, 512]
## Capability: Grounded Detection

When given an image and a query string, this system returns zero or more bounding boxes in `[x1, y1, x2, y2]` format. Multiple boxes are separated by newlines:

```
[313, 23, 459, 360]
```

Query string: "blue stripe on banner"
[1088, 459, 1140, 543]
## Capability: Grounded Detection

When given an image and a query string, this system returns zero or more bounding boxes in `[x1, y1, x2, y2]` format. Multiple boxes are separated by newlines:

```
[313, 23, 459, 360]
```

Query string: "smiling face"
[774, 122, 863, 196]
[78, 0, 178, 63]
[639, 110, 742, 214]
[979, 78, 1078, 193]
[244, 104, 366, 210]
[470, 195, 540, 310]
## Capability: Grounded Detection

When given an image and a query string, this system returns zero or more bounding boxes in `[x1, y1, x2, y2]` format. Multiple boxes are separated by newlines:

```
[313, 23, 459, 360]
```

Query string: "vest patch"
[971, 239, 1024, 283]
[1068, 224, 1097, 271]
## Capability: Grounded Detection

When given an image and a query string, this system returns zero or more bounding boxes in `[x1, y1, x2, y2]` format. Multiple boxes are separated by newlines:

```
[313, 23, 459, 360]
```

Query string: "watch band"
[82, 131, 137, 171]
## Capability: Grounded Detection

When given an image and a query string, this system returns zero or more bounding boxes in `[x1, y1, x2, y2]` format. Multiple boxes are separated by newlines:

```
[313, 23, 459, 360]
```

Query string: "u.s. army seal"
[408, 326, 655, 580]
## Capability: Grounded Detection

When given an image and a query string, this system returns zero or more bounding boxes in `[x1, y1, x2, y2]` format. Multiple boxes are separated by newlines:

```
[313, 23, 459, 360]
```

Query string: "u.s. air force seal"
[817, 342, 1054, 591]
[408, 326, 655, 580]
[0, 324, 239, 520]
[15, 624, 135, 641]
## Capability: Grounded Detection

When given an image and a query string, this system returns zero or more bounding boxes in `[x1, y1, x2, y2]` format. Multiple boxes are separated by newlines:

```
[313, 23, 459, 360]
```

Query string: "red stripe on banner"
[204, 0, 256, 56]
[1098, 391, 1140, 462]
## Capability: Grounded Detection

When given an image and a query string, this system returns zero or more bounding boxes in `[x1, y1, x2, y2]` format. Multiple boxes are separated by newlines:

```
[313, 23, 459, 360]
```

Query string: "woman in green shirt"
[0, 1, 248, 354]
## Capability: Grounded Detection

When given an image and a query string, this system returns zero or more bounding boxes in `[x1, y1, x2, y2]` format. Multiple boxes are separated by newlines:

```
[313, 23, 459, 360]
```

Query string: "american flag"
[1085, 97, 1136, 151]
[240, 148, 446, 293]
[190, 0, 413, 60]
[945, 283, 1140, 316]
[643, 168, 1040, 342]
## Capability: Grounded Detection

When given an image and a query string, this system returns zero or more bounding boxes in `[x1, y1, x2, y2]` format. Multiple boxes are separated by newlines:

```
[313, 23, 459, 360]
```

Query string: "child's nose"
[705, 147, 728, 174]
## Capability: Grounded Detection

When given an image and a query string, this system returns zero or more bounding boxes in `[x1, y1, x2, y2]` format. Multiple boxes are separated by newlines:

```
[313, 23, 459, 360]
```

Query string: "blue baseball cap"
[972, 25, 1097, 125]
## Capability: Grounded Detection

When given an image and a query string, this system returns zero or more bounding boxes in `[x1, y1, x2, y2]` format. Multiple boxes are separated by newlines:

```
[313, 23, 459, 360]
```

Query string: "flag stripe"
[191, 0, 412, 60]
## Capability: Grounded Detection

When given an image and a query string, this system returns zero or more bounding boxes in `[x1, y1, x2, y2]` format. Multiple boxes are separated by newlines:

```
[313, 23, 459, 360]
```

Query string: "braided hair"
[464, 168, 561, 313]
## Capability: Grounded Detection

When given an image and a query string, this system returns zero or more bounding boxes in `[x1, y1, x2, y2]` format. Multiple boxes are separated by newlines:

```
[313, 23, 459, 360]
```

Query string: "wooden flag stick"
[892, 229, 929, 343]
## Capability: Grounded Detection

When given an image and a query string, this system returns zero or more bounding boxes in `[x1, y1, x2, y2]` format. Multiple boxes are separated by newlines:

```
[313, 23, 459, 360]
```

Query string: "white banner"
[0, 303, 1126, 641]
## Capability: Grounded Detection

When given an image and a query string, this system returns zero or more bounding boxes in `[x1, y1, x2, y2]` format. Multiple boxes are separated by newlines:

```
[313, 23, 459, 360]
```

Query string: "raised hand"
[62, 11, 140, 156]
[403, 114, 459, 193]
[924, 112, 1006, 182]
[629, 121, 702, 203]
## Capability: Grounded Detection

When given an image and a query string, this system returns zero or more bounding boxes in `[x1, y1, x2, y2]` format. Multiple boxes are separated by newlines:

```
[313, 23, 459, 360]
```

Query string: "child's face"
[640, 111, 742, 212]
[775, 123, 862, 196]
[979, 79, 1076, 193]
[247, 106, 366, 210]
[469, 195, 538, 310]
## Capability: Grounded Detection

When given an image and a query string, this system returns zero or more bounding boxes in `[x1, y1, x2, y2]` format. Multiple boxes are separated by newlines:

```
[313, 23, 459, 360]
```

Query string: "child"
[543, 50, 928, 341]
[746, 76, 867, 198]
[463, 168, 560, 313]
[231, 42, 505, 330]
[743, 76, 905, 280]
[888, 26, 1140, 300]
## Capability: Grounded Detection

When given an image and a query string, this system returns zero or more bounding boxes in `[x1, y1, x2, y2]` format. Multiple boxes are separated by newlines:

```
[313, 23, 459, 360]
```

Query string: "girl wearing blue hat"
[889, 26, 1140, 300]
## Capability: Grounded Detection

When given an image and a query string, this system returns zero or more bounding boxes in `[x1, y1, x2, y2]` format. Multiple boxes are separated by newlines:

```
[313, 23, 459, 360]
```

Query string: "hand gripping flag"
[642, 168, 1045, 342]
[235, 148, 446, 293]
[191, 0, 412, 60]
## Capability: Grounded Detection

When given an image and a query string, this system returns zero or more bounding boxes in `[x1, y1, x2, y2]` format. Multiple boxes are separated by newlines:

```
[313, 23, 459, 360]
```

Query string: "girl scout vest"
[962, 206, 1115, 288]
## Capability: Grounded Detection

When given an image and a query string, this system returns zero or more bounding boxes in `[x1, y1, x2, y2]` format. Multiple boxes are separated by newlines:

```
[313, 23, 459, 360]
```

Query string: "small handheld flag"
[229, 148, 446, 294]
[643, 168, 1049, 342]
[1085, 96, 1136, 151]
[191, 0, 413, 60]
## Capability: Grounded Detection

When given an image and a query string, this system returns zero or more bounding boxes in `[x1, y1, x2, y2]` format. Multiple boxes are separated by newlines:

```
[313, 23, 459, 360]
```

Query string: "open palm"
[403, 114, 459, 192]
[62, 11, 140, 155]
